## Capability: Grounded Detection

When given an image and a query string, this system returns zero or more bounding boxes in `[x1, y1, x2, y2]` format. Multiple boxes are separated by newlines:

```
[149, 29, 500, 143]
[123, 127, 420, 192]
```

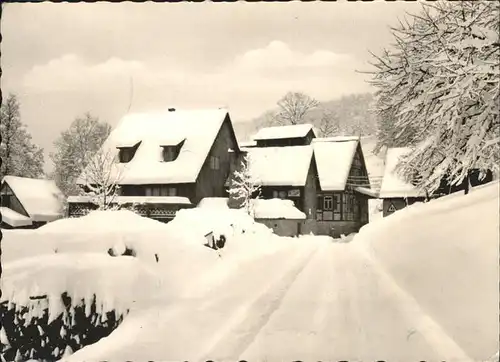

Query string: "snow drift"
[353, 181, 500, 359]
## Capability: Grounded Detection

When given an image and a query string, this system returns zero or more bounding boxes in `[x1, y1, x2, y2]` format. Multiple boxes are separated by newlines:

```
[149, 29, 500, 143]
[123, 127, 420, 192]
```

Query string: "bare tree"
[81, 148, 123, 210]
[275, 92, 319, 125]
[317, 109, 341, 137]
[228, 153, 261, 216]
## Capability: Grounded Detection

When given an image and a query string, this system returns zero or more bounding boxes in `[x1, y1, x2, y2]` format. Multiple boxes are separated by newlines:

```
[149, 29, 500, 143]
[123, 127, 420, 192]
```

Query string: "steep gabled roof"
[379, 147, 425, 198]
[78, 108, 231, 185]
[312, 137, 360, 191]
[252, 124, 314, 141]
[2, 176, 64, 222]
[243, 146, 314, 186]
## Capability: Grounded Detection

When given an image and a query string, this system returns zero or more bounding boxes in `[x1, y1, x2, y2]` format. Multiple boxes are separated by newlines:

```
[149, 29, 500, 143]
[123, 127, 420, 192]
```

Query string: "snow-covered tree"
[50, 113, 111, 196]
[369, 1, 500, 193]
[80, 148, 122, 210]
[0, 94, 44, 179]
[229, 153, 261, 216]
[275, 91, 320, 125]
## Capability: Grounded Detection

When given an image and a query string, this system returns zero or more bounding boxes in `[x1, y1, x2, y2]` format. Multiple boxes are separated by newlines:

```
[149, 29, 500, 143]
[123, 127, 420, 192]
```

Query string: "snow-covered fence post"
[228, 153, 261, 217]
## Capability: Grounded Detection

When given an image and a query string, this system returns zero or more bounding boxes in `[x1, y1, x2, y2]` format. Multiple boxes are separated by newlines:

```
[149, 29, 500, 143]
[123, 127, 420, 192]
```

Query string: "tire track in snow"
[194, 242, 321, 362]
[351, 242, 474, 362]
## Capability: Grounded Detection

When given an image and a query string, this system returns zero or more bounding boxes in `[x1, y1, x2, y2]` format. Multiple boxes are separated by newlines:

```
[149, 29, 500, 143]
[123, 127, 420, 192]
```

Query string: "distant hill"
[233, 93, 378, 142]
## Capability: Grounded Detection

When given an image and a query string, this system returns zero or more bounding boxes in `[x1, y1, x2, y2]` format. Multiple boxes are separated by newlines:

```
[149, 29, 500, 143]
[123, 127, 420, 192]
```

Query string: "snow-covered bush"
[228, 153, 261, 216]
[0, 252, 159, 361]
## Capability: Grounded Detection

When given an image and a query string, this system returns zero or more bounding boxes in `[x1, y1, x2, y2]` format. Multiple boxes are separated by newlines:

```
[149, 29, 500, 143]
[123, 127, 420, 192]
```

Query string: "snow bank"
[252, 199, 306, 220]
[1, 253, 160, 322]
[167, 206, 273, 244]
[38, 210, 169, 234]
[197, 197, 229, 209]
[352, 181, 500, 360]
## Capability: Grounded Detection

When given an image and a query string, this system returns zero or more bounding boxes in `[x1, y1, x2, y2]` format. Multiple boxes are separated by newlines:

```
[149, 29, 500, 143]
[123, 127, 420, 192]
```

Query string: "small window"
[119, 148, 134, 163]
[210, 155, 220, 170]
[332, 194, 340, 212]
[162, 147, 178, 162]
[323, 196, 333, 210]
[316, 195, 323, 211]
[273, 190, 279, 199]
[118, 142, 141, 163]
[278, 191, 287, 199]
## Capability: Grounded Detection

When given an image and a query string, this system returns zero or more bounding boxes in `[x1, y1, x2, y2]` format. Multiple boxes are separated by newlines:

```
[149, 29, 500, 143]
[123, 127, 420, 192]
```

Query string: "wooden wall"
[195, 115, 240, 204]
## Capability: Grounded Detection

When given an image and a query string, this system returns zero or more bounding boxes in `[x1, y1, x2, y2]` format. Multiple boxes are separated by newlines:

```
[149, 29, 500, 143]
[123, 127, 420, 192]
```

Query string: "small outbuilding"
[251, 198, 306, 237]
[379, 148, 428, 217]
[0, 176, 65, 229]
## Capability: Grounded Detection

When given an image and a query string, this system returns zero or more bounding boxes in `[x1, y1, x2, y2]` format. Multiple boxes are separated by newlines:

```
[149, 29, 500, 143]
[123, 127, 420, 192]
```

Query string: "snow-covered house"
[311, 136, 373, 236]
[378, 148, 427, 217]
[252, 123, 316, 147]
[227, 125, 373, 237]
[379, 147, 494, 217]
[0, 176, 64, 229]
[252, 199, 306, 237]
[69, 108, 241, 222]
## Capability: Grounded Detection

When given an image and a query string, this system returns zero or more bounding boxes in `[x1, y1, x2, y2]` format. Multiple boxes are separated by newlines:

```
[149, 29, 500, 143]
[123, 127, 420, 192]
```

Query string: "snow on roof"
[239, 140, 257, 148]
[67, 195, 192, 205]
[379, 148, 425, 198]
[313, 136, 360, 143]
[252, 199, 306, 220]
[0, 207, 33, 227]
[252, 124, 313, 141]
[245, 146, 313, 186]
[313, 138, 359, 191]
[354, 186, 379, 198]
[78, 108, 229, 185]
[2, 176, 64, 222]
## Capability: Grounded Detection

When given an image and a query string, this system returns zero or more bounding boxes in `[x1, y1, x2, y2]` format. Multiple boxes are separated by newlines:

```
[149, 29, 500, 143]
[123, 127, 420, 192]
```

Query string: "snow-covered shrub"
[228, 153, 261, 216]
[0, 293, 123, 362]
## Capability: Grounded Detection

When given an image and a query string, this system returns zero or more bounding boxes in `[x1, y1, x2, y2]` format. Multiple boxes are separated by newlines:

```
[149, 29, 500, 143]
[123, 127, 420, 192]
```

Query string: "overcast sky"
[2, 1, 422, 171]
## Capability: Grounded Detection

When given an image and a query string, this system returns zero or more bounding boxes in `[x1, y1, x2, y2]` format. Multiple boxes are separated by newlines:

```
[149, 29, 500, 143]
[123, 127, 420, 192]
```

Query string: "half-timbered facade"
[69, 108, 240, 222]
[226, 125, 373, 237]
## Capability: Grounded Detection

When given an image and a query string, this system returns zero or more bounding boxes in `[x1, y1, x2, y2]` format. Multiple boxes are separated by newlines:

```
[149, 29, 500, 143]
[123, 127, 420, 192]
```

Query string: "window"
[323, 196, 333, 210]
[118, 142, 141, 163]
[209, 155, 220, 170]
[272, 190, 287, 199]
[119, 148, 134, 163]
[146, 186, 177, 197]
[162, 146, 178, 162]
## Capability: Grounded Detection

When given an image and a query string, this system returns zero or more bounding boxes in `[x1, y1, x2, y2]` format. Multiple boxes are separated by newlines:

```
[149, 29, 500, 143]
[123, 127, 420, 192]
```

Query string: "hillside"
[233, 92, 377, 142]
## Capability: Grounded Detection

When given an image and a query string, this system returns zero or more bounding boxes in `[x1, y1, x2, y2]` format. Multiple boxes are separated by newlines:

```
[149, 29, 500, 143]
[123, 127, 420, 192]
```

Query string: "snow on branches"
[369, 1, 500, 192]
[228, 153, 261, 216]
[80, 148, 123, 210]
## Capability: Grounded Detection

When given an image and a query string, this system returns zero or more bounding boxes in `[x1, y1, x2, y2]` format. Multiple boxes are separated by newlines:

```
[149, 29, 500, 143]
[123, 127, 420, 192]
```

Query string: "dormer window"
[117, 141, 141, 163]
[161, 139, 185, 162]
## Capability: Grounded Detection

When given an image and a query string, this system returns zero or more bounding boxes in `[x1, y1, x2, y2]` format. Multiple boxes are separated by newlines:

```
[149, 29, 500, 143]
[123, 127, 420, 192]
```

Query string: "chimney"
[168, 108, 176, 112]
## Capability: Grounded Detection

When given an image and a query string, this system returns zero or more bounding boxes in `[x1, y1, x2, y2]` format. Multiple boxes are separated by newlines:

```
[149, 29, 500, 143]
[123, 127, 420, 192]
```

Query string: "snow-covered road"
[66, 237, 473, 362]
